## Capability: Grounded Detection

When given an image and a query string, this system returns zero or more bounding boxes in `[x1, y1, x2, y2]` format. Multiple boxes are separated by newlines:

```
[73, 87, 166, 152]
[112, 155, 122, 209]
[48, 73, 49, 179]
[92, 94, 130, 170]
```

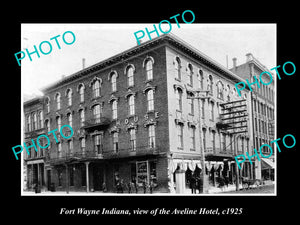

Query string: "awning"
[169, 159, 202, 173]
[261, 158, 275, 169]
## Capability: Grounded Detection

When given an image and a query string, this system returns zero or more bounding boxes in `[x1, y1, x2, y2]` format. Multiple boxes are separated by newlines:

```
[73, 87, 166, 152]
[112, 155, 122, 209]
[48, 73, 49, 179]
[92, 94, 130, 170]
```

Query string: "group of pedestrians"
[189, 175, 202, 194]
[115, 177, 156, 194]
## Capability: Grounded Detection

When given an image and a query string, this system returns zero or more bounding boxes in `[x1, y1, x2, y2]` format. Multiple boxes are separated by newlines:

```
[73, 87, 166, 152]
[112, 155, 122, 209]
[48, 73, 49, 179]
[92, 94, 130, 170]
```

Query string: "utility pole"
[185, 86, 210, 193]
[234, 134, 241, 191]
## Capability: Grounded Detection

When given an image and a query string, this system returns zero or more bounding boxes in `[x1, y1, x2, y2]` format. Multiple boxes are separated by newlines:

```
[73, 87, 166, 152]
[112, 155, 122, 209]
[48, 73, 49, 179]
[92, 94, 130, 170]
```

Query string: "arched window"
[38, 111, 43, 129]
[78, 84, 84, 102]
[45, 97, 50, 113]
[111, 72, 117, 92]
[175, 88, 183, 111]
[187, 63, 193, 86]
[32, 113, 37, 130]
[174, 57, 181, 80]
[127, 66, 134, 87]
[226, 84, 231, 102]
[208, 75, 213, 95]
[217, 81, 224, 100]
[55, 93, 61, 110]
[128, 95, 135, 115]
[198, 69, 204, 89]
[45, 119, 50, 132]
[92, 79, 100, 98]
[66, 89, 72, 106]
[112, 100, 118, 119]
[147, 89, 154, 111]
[145, 59, 153, 81]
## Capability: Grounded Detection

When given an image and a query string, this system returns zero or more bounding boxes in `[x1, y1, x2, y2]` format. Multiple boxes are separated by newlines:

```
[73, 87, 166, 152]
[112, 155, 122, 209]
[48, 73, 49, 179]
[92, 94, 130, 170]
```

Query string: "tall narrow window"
[202, 128, 206, 151]
[67, 113, 72, 128]
[211, 131, 216, 151]
[147, 89, 154, 111]
[199, 70, 204, 89]
[113, 132, 119, 152]
[38, 111, 43, 129]
[148, 125, 155, 148]
[128, 95, 135, 116]
[80, 138, 86, 154]
[68, 139, 73, 155]
[176, 88, 183, 111]
[56, 116, 61, 131]
[26, 115, 31, 132]
[57, 142, 62, 158]
[45, 97, 50, 113]
[92, 79, 100, 98]
[127, 66, 134, 87]
[94, 134, 103, 155]
[190, 127, 196, 150]
[221, 133, 226, 151]
[45, 119, 50, 132]
[32, 113, 37, 130]
[79, 84, 84, 102]
[208, 75, 213, 95]
[112, 100, 118, 120]
[174, 57, 181, 80]
[79, 109, 85, 127]
[177, 124, 183, 149]
[201, 99, 205, 118]
[187, 63, 193, 86]
[66, 89, 72, 106]
[217, 81, 224, 99]
[93, 104, 101, 123]
[145, 59, 153, 80]
[188, 96, 194, 115]
[111, 72, 117, 92]
[129, 129, 136, 151]
[56, 93, 61, 110]
[210, 101, 214, 121]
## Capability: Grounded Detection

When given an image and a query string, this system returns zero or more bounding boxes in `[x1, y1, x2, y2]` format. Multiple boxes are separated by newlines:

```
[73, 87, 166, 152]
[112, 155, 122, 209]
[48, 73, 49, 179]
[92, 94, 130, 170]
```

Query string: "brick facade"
[24, 33, 258, 194]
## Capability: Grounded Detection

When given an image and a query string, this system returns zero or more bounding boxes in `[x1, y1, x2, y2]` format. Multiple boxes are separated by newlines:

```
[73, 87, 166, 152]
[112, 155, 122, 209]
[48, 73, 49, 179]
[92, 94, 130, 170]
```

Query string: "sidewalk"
[22, 180, 275, 195]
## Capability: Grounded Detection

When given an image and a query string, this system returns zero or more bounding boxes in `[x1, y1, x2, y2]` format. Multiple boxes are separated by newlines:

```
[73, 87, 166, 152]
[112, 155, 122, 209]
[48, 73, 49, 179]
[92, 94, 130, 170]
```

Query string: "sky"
[21, 23, 276, 97]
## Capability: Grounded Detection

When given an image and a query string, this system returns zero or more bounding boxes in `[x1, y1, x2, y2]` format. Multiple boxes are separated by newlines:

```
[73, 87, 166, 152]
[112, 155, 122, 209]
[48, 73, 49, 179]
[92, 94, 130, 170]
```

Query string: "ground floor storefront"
[168, 158, 254, 194]
[41, 155, 255, 194]
[46, 155, 169, 193]
[25, 161, 46, 191]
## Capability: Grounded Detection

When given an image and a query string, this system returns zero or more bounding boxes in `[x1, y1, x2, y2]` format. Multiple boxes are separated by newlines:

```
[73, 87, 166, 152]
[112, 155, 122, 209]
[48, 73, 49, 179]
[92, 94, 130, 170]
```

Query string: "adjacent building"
[23, 97, 46, 191]
[230, 53, 275, 181]
[23, 33, 259, 194]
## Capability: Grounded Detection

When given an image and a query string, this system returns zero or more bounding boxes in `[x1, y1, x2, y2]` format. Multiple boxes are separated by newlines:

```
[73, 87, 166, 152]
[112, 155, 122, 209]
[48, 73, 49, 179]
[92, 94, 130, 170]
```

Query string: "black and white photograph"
[20, 23, 276, 196]
[3, 4, 298, 222]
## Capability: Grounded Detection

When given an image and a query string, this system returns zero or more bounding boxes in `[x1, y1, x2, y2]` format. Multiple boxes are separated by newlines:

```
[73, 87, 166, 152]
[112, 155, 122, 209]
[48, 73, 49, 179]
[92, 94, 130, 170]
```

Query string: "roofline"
[41, 33, 249, 93]
[24, 96, 44, 107]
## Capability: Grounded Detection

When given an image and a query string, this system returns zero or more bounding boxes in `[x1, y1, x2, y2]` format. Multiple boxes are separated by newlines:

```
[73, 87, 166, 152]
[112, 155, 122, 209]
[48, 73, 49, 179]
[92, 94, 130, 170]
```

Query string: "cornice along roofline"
[40, 33, 249, 93]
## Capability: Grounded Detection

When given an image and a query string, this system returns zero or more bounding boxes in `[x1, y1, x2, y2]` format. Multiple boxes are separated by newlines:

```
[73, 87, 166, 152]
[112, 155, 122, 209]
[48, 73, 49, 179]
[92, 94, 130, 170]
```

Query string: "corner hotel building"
[23, 33, 256, 193]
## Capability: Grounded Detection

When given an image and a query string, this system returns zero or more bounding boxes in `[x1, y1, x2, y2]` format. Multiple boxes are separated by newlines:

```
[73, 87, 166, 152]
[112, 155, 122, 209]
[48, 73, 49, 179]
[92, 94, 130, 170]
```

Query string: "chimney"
[246, 53, 253, 62]
[82, 58, 86, 69]
[232, 57, 237, 71]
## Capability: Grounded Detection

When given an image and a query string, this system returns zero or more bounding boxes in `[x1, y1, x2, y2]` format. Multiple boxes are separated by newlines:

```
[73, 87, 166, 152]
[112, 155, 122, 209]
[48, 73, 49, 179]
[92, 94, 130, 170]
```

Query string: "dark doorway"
[92, 163, 103, 191]
[47, 170, 51, 190]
